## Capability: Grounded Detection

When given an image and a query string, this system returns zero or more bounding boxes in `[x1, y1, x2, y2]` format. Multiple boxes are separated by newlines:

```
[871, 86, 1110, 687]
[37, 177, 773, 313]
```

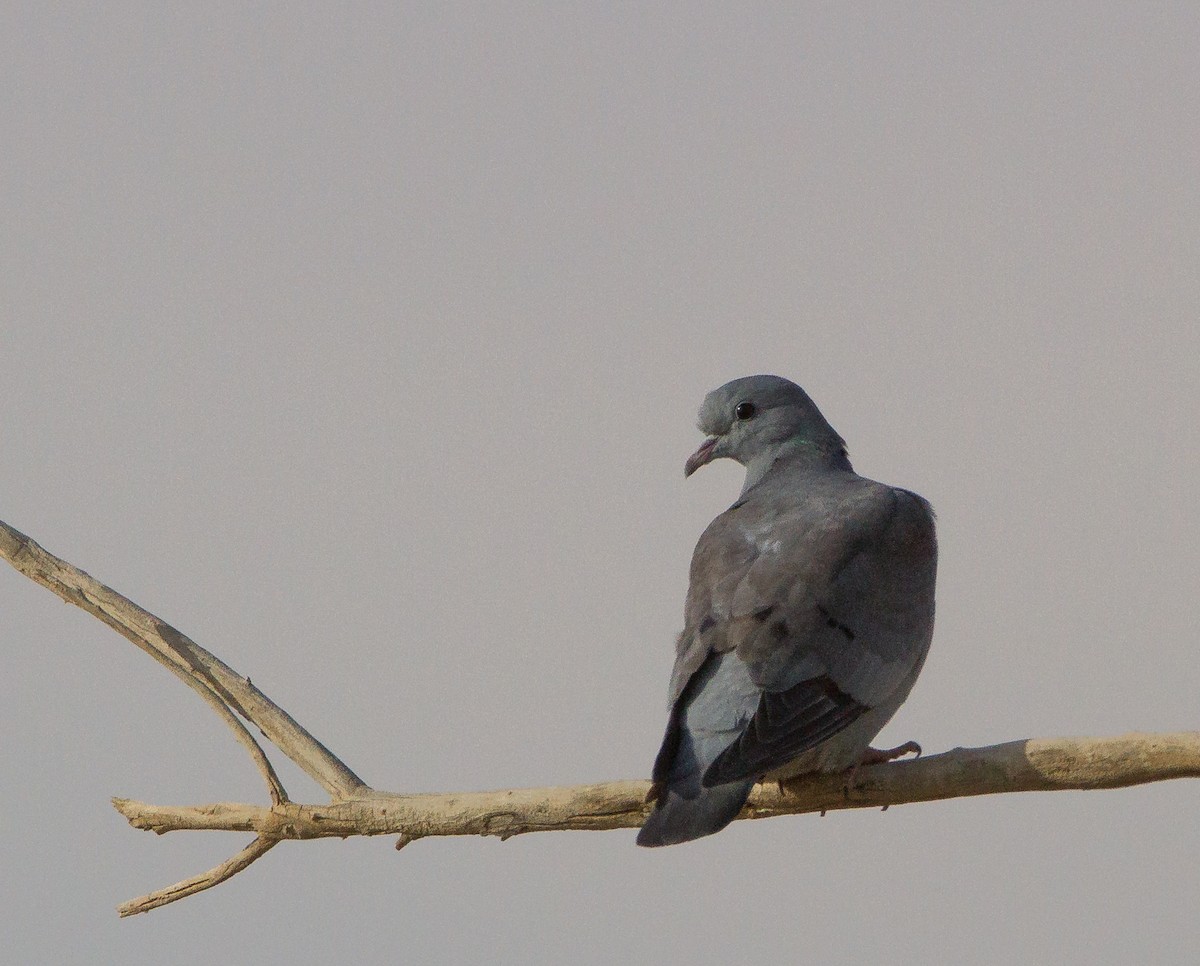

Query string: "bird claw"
[859, 740, 922, 766]
[775, 777, 828, 816]
[775, 776, 809, 798]
[842, 741, 923, 799]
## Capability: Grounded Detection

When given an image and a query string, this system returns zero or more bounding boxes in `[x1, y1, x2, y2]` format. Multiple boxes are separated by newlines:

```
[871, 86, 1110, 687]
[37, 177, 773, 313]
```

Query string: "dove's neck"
[739, 437, 852, 495]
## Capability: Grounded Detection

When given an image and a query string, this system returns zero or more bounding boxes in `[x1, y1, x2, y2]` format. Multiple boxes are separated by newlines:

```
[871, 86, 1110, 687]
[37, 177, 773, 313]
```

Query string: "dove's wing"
[662, 470, 935, 789]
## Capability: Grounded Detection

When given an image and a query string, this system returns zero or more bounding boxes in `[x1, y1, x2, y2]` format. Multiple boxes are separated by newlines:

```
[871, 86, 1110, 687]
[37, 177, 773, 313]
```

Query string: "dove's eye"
[734, 401, 757, 420]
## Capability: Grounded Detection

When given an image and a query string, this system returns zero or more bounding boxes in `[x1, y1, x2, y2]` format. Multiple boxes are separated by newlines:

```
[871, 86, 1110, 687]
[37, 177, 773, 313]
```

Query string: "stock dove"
[637, 375, 936, 847]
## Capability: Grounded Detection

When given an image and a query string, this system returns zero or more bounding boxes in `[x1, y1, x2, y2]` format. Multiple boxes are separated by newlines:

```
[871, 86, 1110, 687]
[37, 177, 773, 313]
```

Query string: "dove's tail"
[636, 708, 754, 846]
[638, 650, 759, 846]
[636, 774, 754, 846]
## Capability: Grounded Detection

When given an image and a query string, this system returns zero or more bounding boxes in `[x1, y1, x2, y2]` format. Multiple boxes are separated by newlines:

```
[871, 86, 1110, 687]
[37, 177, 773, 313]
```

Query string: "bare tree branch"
[115, 835, 279, 918]
[3, 517, 1198, 917]
[0, 520, 367, 801]
[108, 731, 1200, 841]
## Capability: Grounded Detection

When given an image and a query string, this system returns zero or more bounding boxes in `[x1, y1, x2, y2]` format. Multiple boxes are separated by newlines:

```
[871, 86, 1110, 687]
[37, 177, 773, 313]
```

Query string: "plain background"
[3, 4, 1199, 964]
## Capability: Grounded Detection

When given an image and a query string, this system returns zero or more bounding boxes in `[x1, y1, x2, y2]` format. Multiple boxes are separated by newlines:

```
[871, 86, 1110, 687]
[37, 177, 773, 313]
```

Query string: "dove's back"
[638, 457, 936, 847]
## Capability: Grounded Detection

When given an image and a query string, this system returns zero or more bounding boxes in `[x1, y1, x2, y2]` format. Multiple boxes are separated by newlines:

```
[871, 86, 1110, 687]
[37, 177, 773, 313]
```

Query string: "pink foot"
[843, 741, 922, 799]
[859, 740, 922, 766]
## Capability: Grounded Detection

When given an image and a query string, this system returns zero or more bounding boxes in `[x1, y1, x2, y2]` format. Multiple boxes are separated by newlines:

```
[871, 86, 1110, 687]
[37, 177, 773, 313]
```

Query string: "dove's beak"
[684, 437, 719, 477]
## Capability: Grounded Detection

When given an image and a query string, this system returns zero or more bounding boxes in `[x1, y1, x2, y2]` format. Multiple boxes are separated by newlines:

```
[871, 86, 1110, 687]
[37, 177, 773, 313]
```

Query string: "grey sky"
[3, 4, 1199, 964]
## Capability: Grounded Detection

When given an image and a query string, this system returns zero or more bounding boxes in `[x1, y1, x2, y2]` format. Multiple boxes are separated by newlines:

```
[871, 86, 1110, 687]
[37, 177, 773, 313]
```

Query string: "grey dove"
[637, 375, 936, 847]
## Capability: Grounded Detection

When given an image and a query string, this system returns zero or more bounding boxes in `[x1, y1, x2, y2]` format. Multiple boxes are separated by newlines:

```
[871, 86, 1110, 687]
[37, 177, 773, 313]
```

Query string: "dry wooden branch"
[108, 729, 1200, 839]
[115, 835, 278, 918]
[3, 518, 1198, 918]
[0, 519, 367, 801]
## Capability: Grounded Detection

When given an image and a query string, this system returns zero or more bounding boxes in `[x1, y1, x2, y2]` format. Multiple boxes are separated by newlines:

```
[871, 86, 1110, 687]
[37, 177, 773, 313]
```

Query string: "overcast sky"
[3, 4, 1199, 964]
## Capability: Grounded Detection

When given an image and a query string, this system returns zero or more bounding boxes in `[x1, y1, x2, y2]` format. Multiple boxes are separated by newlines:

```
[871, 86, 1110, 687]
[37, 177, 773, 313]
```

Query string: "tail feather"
[637, 709, 754, 846]
[636, 776, 754, 846]
[639, 651, 761, 846]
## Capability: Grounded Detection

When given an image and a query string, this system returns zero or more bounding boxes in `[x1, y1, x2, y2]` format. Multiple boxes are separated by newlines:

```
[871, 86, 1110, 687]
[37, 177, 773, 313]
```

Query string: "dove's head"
[685, 375, 847, 478]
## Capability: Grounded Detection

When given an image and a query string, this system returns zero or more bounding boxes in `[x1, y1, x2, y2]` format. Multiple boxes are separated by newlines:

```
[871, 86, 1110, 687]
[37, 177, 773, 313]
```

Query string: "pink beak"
[684, 437, 719, 477]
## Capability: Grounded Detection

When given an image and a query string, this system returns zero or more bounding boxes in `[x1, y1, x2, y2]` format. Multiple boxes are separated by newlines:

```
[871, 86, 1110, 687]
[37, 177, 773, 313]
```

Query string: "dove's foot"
[775, 774, 818, 797]
[842, 741, 922, 800]
[859, 740, 922, 766]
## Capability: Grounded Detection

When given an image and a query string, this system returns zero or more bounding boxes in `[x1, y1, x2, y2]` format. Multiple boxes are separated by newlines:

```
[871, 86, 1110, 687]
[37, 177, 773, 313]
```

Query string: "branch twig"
[3, 517, 1197, 917]
[115, 835, 279, 918]
[0, 520, 367, 801]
